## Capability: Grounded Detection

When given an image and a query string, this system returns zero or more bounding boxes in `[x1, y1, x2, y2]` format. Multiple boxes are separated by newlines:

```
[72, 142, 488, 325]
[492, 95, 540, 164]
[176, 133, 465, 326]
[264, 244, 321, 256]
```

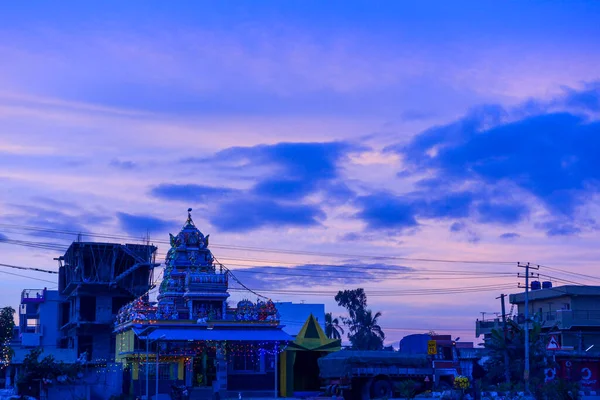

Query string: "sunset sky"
[1, 1, 600, 345]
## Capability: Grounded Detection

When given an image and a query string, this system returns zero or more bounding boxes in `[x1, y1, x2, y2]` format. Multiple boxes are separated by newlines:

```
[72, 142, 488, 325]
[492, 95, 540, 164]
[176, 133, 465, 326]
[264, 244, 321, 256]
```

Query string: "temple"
[114, 209, 292, 398]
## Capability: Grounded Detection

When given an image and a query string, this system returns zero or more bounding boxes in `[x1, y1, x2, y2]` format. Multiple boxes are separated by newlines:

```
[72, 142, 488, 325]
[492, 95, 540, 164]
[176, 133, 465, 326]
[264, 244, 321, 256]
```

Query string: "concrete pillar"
[13, 366, 18, 391]
[5, 365, 11, 389]
[215, 343, 227, 396]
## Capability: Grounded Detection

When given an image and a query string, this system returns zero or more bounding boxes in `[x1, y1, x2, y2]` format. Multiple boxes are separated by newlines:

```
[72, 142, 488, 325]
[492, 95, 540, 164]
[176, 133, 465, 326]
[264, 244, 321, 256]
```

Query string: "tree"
[335, 288, 367, 321]
[353, 309, 385, 350]
[0, 306, 15, 368]
[18, 348, 85, 397]
[335, 288, 385, 350]
[325, 313, 344, 340]
[483, 319, 548, 389]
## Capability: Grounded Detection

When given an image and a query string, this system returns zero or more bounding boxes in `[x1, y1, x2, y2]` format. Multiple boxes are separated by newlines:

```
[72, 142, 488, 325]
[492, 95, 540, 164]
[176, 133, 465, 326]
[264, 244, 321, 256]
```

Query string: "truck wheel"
[370, 379, 392, 399]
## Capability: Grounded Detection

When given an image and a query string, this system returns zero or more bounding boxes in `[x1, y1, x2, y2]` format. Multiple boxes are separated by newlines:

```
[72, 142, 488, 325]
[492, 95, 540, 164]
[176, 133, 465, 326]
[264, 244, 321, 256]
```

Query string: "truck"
[318, 350, 460, 400]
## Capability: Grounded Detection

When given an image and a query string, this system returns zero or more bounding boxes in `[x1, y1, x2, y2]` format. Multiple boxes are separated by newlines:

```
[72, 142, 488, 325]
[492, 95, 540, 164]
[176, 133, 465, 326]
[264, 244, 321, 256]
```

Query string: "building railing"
[512, 309, 600, 328]
[21, 289, 46, 304]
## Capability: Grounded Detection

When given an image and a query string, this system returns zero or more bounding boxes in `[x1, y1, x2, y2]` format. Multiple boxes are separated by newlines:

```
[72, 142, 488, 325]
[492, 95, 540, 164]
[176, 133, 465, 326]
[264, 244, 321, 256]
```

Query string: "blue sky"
[1, 1, 600, 345]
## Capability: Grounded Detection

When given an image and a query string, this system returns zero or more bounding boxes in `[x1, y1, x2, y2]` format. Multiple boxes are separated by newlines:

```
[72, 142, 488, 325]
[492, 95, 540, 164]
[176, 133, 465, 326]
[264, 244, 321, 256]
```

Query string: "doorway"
[192, 349, 216, 387]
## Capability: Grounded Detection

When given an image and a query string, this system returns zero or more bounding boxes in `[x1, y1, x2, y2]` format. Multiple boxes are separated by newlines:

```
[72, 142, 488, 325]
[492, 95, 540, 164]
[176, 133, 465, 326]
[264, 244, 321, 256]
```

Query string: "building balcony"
[554, 309, 600, 329]
[475, 319, 502, 338]
[510, 309, 600, 330]
[21, 289, 46, 304]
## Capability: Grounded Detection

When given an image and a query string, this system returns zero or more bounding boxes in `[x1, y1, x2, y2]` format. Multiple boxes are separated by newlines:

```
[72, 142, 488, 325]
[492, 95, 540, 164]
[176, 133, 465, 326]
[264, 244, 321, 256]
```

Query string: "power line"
[0, 263, 58, 275]
[227, 283, 517, 297]
[230, 269, 515, 281]
[539, 264, 600, 283]
[213, 256, 268, 300]
[0, 223, 515, 264]
[0, 270, 56, 284]
[3, 224, 598, 302]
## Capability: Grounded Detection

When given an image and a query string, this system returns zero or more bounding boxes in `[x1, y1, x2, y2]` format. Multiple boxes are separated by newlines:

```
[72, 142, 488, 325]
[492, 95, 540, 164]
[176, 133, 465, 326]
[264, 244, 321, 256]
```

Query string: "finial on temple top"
[186, 208, 194, 226]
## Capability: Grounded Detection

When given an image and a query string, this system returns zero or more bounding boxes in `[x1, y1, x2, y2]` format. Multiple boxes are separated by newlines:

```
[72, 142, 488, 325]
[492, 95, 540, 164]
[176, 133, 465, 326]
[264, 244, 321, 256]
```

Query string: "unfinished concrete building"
[57, 241, 159, 362]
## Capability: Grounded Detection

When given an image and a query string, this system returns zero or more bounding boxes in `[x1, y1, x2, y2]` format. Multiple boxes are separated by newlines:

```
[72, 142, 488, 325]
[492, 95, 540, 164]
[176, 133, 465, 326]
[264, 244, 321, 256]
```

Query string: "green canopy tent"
[280, 314, 341, 397]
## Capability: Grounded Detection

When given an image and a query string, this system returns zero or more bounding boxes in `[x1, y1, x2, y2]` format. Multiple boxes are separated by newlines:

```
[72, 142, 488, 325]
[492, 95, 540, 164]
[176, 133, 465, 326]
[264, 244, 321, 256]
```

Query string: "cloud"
[116, 212, 172, 235]
[415, 191, 474, 219]
[355, 193, 418, 231]
[449, 222, 466, 232]
[252, 179, 316, 200]
[0, 233, 8, 241]
[339, 231, 401, 243]
[157, 141, 362, 233]
[109, 158, 136, 170]
[559, 81, 600, 112]
[150, 184, 240, 202]
[476, 201, 528, 225]
[229, 263, 414, 290]
[499, 232, 520, 239]
[210, 198, 325, 232]
[4, 204, 110, 242]
[448, 221, 480, 243]
[212, 141, 362, 200]
[538, 220, 585, 237]
[399, 111, 600, 216]
[387, 85, 600, 235]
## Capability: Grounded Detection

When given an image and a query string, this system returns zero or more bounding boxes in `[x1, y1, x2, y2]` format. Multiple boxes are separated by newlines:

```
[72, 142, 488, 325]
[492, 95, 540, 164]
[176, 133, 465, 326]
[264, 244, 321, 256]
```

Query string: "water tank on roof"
[542, 281, 552, 289]
[531, 281, 541, 290]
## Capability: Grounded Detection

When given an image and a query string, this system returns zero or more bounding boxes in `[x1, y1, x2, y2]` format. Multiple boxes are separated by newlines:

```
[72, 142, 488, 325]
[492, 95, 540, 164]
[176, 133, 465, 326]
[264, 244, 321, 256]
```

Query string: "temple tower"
[156, 208, 229, 321]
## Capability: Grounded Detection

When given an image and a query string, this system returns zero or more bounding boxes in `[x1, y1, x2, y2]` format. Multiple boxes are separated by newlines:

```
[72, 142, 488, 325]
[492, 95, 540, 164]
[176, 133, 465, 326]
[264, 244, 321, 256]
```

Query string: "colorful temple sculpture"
[114, 210, 292, 398]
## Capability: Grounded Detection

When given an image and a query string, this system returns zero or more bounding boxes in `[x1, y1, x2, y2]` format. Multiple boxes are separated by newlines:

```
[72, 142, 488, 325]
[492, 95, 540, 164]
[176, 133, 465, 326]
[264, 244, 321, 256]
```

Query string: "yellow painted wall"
[178, 360, 184, 380]
[133, 362, 139, 380]
[279, 352, 287, 396]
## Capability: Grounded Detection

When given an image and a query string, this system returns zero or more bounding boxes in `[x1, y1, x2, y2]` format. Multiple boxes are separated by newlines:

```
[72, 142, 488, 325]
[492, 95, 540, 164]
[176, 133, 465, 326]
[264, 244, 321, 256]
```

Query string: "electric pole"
[518, 262, 539, 395]
[496, 293, 510, 384]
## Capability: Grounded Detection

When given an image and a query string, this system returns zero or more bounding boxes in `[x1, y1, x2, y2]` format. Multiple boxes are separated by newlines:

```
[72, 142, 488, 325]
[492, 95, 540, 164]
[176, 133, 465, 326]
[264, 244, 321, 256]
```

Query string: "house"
[476, 283, 600, 391]
[8, 288, 78, 392]
[7, 238, 158, 399]
[509, 283, 600, 351]
[114, 210, 292, 399]
[57, 240, 159, 363]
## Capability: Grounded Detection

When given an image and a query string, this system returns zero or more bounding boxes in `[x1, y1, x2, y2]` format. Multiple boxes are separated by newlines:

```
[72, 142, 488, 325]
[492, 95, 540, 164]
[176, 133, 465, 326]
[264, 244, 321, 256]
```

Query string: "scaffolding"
[57, 242, 159, 297]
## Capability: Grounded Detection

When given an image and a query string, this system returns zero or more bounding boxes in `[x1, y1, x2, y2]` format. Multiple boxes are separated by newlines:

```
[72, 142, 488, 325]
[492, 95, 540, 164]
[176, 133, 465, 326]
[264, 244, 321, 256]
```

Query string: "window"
[139, 363, 172, 380]
[265, 353, 276, 371]
[232, 353, 259, 372]
[79, 296, 97, 321]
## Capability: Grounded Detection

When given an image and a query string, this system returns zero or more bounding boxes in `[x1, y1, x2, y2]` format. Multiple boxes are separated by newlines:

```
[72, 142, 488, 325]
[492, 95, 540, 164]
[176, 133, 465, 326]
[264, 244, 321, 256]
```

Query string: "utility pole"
[518, 262, 539, 395]
[146, 337, 149, 400]
[496, 293, 510, 384]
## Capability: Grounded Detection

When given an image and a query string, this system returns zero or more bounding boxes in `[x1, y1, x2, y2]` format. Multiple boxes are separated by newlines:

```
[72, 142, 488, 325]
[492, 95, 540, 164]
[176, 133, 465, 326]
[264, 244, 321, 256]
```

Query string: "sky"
[1, 1, 600, 346]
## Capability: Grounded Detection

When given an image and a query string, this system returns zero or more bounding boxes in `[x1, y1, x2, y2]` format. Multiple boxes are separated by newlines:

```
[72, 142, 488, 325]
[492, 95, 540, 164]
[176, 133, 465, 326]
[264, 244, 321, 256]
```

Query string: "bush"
[397, 380, 419, 399]
[536, 379, 580, 400]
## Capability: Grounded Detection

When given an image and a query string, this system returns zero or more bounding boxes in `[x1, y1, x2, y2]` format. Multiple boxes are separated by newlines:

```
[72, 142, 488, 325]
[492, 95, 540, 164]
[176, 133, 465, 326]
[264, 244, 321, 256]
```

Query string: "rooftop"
[510, 285, 600, 304]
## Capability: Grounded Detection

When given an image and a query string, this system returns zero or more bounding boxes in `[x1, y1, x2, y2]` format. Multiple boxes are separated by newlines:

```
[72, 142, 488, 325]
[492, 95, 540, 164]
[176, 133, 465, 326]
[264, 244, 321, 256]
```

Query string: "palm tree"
[484, 319, 547, 386]
[325, 312, 344, 339]
[352, 309, 385, 350]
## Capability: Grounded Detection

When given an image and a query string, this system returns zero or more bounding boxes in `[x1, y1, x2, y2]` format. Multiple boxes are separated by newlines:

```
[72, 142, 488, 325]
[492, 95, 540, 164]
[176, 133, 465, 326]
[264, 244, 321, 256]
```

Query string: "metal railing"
[21, 289, 46, 303]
